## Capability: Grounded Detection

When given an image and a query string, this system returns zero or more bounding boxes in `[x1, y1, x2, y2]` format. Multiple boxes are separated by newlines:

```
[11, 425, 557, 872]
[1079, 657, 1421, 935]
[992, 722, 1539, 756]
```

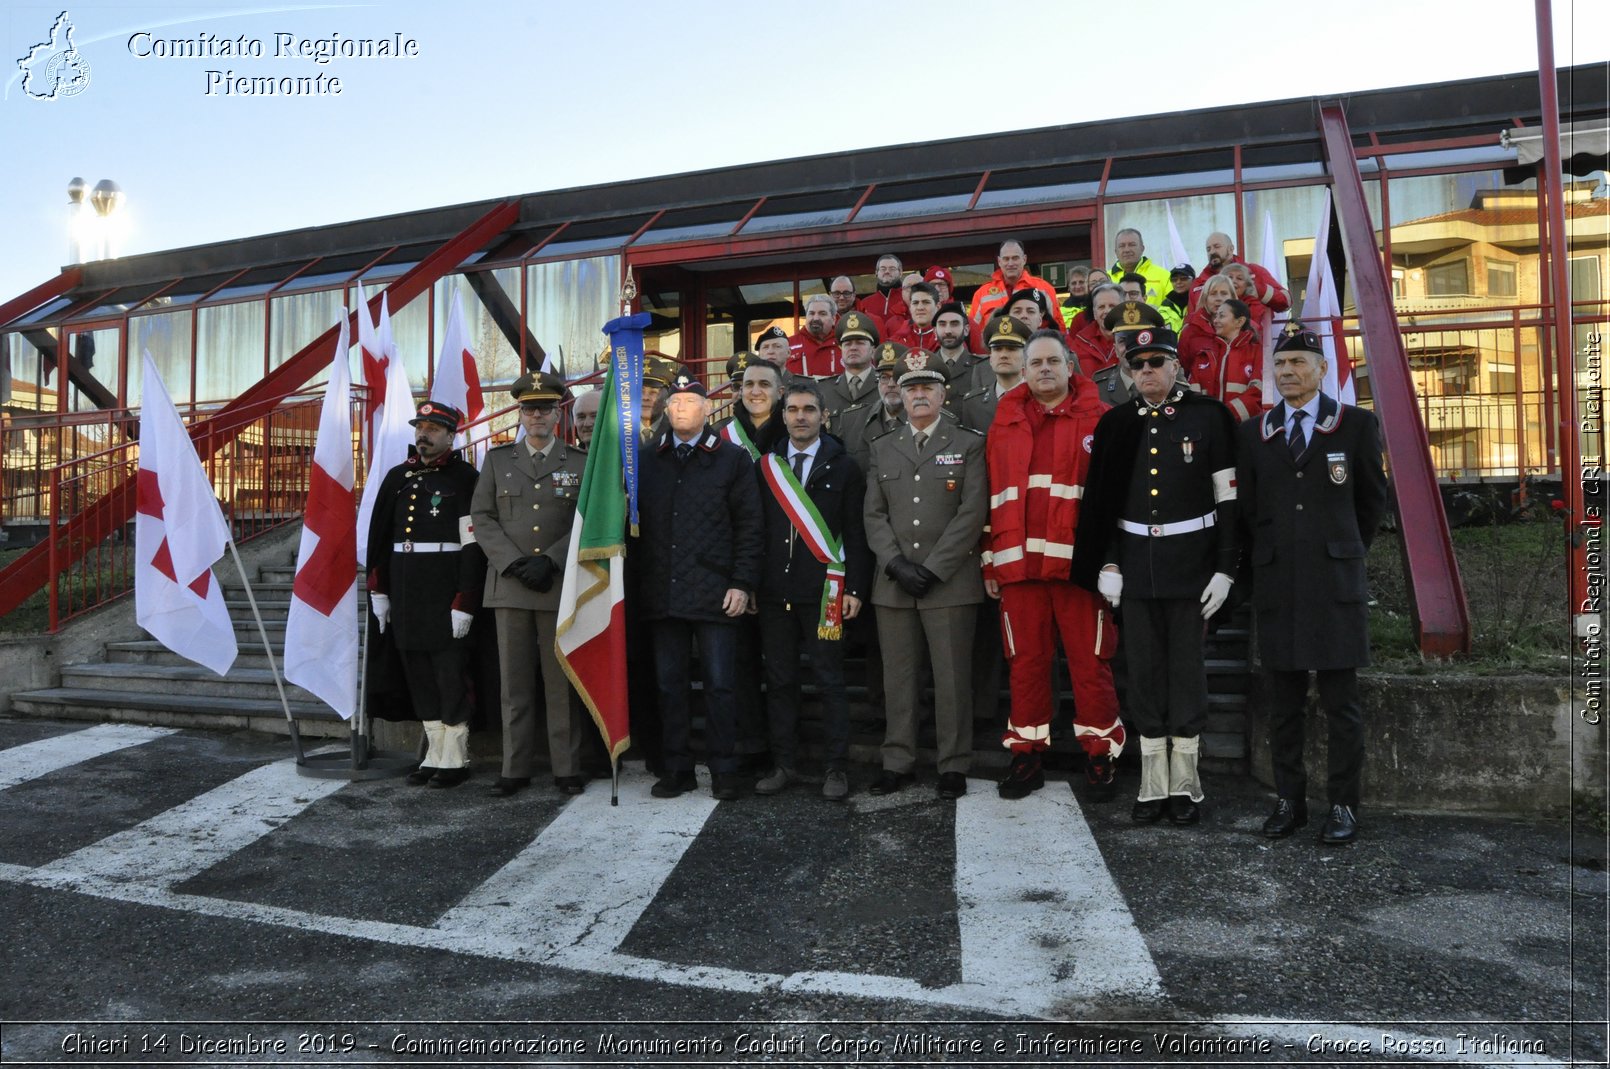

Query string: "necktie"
[849, 374, 862, 394]
[791, 451, 807, 482]
[914, 430, 928, 454]
[676, 443, 693, 463]
[1288, 410, 1307, 459]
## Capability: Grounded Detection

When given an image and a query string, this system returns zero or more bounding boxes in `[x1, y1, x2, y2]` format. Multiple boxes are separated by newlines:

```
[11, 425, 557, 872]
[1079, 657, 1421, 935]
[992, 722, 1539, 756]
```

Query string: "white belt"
[394, 541, 461, 553]
[1119, 512, 1216, 538]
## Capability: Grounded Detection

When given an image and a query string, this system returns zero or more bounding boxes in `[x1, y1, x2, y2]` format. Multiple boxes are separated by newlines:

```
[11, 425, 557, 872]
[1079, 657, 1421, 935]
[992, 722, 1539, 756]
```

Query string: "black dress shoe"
[1167, 795, 1201, 825]
[868, 770, 916, 796]
[997, 752, 1044, 799]
[428, 767, 471, 789]
[553, 775, 586, 796]
[650, 771, 697, 798]
[1131, 798, 1166, 823]
[405, 766, 438, 786]
[1084, 754, 1118, 803]
[710, 774, 741, 801]
[1318, 804, 1359, 844]
[1262, 798, 1308, 838]
[488, 776, 531, 797]
[937, 772, 967, 799]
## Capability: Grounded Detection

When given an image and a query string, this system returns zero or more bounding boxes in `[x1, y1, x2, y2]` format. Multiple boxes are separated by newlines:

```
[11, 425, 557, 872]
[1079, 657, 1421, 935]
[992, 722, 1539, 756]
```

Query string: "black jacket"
[755, 435, 872, 608]
[1236, 395, 1388, 671]
[633, 427, 764, 623]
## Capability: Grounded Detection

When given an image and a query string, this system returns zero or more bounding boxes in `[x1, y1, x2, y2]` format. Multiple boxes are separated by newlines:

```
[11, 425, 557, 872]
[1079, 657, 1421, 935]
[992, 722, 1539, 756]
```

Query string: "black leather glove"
[885, 555, 934, 599]
[524, 555, 558, 593]
[913, 563, 941, 593]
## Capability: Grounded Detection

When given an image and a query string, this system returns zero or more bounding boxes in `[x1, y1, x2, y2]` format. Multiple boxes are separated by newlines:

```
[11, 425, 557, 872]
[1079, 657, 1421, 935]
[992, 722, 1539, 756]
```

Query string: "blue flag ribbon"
[602, 312, 651, 532]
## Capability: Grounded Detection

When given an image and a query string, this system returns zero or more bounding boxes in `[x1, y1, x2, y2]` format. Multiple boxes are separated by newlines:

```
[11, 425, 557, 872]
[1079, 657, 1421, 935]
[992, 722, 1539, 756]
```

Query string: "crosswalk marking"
[33, 758, 345, 886]
[435, 772, 717, 960]
[953, 780, 1163, 1011]
[0, 724, 177, 791]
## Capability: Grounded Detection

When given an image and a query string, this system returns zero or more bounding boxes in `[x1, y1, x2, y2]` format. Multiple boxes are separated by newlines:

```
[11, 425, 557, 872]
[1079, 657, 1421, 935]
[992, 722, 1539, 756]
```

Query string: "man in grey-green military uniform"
[863, 349, 989, 800]
[472, 371, 592, 797]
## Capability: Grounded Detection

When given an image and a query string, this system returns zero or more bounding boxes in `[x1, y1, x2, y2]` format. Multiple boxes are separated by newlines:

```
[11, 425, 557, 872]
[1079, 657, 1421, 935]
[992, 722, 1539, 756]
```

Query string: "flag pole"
[610, 273, 638, 808]
[226, 537, 305, 764]
[353, 603, 371, 770]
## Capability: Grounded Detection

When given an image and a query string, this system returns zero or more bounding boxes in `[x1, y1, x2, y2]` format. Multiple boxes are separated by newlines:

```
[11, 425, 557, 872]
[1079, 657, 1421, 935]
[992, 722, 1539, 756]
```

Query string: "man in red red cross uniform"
[984, 327, 1125, 802]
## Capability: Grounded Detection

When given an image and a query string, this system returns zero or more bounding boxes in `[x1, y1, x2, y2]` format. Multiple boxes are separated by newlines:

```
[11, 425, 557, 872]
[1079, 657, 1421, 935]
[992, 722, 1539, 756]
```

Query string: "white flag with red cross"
[134, 351, 238, 677]
[284, 314, 360, 719]
[430, 285, 485, 467]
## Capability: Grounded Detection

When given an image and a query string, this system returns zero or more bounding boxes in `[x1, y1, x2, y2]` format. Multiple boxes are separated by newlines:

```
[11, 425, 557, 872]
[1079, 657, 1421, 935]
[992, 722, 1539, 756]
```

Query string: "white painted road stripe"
[33, 758, 346, 886]
[434, 771, 717, 960]
[0, 724, 177, 791]
[952, 778, 1163, 1011]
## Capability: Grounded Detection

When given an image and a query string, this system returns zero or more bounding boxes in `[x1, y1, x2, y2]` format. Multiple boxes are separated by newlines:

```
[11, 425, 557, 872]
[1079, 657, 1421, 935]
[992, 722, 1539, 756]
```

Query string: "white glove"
[1200, 572, 1234, 618]
[369, 593, 391, 633]
[450, 609, 474, 640]
[1097, 568, 1123, 609]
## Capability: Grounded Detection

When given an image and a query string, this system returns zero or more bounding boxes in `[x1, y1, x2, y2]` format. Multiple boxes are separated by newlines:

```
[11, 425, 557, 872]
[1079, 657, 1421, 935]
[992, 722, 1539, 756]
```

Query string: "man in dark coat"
[366, 400, 487, 788]
[634, 373, 765, 800]
[753, 378, 872, 800]
[1074, 326, 1239, 826]
[1237, 330, 1388, 844]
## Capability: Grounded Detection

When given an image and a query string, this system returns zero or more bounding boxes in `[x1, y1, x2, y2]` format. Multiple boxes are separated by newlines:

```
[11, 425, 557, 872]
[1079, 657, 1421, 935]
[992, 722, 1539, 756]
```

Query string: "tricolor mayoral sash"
[759, 453, 845, 639]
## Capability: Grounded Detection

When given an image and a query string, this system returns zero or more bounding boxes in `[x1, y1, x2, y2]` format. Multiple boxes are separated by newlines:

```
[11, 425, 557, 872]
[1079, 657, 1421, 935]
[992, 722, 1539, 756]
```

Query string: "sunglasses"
[1128, 356, 1172, 370]
[519, 402, 558, 414]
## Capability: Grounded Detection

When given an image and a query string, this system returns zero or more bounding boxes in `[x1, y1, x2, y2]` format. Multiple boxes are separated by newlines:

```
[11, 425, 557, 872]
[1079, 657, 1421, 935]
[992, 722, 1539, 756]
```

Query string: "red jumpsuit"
[984, 379, 1125, 760]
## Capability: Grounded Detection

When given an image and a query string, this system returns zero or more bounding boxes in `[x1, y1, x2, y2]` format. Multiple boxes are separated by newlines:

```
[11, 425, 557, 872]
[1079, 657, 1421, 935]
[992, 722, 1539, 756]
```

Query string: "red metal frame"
[1320, 104, 1471, 657]
[0, 199, 522, 621]
[1534, 0, 1591, 634]
[0, 268, 83, 328]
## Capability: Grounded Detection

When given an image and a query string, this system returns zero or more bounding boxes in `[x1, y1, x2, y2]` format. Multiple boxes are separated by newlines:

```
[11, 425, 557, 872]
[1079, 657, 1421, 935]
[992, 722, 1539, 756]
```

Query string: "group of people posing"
[364, 231, 1387, 847]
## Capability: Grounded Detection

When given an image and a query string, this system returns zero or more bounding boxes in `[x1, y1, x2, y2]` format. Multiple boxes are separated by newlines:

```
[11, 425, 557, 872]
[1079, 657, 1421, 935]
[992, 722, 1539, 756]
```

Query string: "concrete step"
[107, 639, 279, 670]
[8, 687, 345, 737]
[60, 662, 323, 704]
[227, 600, 289, 623]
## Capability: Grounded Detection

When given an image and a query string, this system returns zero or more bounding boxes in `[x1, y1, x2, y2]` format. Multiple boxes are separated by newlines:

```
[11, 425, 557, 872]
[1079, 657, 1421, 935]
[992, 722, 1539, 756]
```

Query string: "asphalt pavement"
[0, 716, 1604, 1068]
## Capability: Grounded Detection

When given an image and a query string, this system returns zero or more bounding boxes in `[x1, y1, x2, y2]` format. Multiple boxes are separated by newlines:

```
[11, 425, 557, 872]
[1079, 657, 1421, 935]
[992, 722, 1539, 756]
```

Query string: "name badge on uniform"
[552, 471, 580, 488]
[1327, 452, 1349, 485]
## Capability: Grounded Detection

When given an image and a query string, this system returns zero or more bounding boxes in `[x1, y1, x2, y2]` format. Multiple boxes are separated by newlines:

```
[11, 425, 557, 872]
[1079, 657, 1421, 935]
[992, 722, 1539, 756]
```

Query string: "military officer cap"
[896, 347, 946, 388]
[1104, 299, 1168, 336]
[935, 300, 967, 322]
[726, 350, 755, 380]
[874, 341, 909, 373]
[1005, 287, 1053, 318]
[643, 352, 684, 389]
[1125, 326, 1180, 360]
[983, 315, 1029, 349]
[666, 371, 708, 398]
[510, 370, 568, 403]
[1275, 327, 1326, 357]
[836, 311, 880, 345]
[409, 400, 464, 430]
[756, 325, 790, 347]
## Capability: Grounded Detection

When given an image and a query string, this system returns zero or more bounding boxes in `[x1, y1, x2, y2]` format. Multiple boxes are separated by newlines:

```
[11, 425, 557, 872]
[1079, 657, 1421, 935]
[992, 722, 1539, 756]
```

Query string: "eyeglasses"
[1128, 356, 1171, 370]
[519, 402, 558, 414]
[830, 290, 855, 298]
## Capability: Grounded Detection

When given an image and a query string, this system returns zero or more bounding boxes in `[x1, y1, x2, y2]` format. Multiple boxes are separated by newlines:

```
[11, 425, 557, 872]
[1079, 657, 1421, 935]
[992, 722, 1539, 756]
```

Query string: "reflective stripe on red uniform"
[1214, 330, 1266, 423]
[888, 321, 940, 353]
[998, 580, 1123, 757]
[788, 331, 842, 377]
[967, 271, 1060, 351]
[855, 289, 907, 334]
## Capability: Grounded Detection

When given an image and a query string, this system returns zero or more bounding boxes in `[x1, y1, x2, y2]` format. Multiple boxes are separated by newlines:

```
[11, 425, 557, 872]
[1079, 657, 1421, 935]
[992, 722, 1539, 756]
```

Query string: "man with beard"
[819, 311, 881, 426]
[856, 253, 908, 332]
[788, 294, 842, 377]
[366, 401, 488, 789]
[828, 276, 859, 320]
[1108, 227, 1173, 308]
[934, 300, 987, 414]
[959, 315, 1028, 433]
[472, 372, 590, 797]
[967, 240, 1060, 351]
[753, 378, 871, 801]
[1069, 284, 1123, 376]
[889, 281, 942, 353]
[1073, 327, 1239, 826]
[1190, 231, 1290, 316]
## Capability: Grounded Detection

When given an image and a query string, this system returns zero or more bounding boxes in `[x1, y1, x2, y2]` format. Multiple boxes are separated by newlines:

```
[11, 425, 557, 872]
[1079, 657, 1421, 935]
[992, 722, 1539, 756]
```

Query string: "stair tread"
[11, 687, 337, 717]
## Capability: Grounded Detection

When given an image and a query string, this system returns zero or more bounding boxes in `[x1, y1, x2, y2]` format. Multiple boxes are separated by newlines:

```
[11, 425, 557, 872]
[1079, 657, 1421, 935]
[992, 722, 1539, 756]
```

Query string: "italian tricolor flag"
[556, 363, 631, 766]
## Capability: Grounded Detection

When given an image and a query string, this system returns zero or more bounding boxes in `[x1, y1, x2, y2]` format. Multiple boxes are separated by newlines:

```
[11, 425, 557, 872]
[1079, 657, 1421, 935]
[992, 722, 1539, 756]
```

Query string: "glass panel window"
[1102, 192, 1236, 279]
[128, 310, 194, 408]
[525, 255, 620, 384]
[196, 301, 266, 403]
[3, 330, 55, 410]
[1486, 259, 1518, 298]
[64, 326, 122, 413]
[270, 289, 345, 390]
[1427, 259, 1471, 296]
[1387, 170, 1540, 311]
[432, 269, 524, 419]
